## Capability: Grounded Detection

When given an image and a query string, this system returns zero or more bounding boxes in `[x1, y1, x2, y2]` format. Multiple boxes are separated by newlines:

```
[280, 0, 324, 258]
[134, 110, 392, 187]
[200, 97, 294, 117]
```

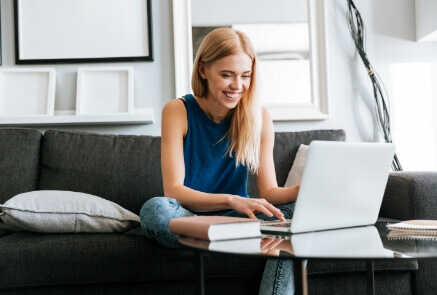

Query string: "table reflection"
[378, 222, 437, 258]
[178, 222, 437, 260]
[265, 225, 394, 259]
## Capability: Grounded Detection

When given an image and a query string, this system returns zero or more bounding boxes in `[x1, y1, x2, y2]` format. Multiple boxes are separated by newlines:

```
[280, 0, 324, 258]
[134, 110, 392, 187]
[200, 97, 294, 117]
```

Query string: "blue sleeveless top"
[182, 94, 248, 200]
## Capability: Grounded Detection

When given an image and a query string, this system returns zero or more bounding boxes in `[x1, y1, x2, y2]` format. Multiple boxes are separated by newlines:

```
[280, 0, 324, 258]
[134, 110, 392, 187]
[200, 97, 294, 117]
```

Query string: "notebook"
[386, 220, 437, 240]
[261, 141, 395, 234]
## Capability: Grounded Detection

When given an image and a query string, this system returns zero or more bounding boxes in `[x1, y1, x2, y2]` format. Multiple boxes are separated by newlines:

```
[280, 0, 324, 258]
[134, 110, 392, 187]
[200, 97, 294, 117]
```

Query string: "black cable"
[346, 0, 402, 171]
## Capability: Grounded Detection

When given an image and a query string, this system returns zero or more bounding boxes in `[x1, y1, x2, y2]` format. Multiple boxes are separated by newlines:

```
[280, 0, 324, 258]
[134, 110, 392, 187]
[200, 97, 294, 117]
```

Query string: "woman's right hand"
[228, 195, 285, 221]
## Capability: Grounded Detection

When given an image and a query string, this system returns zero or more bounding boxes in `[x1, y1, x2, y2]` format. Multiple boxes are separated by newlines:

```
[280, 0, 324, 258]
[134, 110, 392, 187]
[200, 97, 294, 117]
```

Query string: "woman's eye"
[242, 75, 251, 79]
[222, 74, 232, 78]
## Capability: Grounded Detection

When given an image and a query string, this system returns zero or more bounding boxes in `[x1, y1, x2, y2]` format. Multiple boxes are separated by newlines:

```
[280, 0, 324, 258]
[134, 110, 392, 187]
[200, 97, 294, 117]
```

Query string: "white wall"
[325, 0, 437, 170]
[362, 0, 437, 170]
[1, 0, 437, 168]
[0, 0, 175, 136]
[415, 0, 437, 41]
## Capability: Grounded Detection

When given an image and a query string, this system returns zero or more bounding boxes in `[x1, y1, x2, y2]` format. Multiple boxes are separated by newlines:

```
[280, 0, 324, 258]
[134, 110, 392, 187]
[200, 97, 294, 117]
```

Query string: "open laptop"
[261, 141, 395, 234]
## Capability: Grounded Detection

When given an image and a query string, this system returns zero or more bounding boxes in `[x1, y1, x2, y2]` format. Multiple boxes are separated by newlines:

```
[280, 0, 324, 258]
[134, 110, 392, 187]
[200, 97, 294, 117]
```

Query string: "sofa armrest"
[379, 171, 437, 220]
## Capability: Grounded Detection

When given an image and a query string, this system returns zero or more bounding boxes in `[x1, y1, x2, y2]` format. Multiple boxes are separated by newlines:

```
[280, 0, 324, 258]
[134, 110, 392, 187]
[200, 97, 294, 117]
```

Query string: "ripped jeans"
[140, 197, 296, 295]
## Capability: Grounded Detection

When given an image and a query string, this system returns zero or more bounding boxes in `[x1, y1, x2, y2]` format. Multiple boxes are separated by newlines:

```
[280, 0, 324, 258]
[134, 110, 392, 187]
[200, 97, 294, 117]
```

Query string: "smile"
[223, 92, 241, 99]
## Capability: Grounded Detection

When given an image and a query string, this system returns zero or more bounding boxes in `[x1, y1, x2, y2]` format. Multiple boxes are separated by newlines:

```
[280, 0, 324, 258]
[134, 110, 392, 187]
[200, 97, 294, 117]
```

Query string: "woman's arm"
[161, 99, 227, 211]
[161, 99, 284, 219]
[255, 108, 300, 205]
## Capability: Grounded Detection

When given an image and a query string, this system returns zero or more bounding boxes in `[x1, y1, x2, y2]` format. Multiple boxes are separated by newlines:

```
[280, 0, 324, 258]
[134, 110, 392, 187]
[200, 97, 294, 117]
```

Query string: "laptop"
[261, 141, 395, 234]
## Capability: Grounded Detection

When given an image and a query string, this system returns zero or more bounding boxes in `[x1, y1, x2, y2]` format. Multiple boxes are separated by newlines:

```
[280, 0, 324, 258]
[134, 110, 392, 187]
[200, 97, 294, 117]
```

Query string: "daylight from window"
[390, 63, 437, 171]
[258, 59, 310, 104]
[232, 23, 311, 105]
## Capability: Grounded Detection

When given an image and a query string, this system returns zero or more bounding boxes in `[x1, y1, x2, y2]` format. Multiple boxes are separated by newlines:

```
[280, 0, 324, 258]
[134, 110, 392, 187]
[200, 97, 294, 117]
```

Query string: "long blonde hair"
[192, 27, 262, 174]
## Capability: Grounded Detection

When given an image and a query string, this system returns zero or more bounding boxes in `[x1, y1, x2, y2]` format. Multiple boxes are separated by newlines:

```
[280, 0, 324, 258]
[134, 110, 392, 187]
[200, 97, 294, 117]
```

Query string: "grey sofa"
[0, 128, 436, 295]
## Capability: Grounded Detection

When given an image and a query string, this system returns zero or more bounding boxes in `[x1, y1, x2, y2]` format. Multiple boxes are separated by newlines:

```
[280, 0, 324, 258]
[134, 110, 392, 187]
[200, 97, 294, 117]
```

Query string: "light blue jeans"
[140, 197, 296, 295]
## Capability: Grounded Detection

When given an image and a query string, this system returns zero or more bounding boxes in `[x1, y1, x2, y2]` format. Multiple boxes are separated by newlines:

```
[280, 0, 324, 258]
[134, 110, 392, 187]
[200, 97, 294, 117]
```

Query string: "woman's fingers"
[261, 237, 285, 254]
[252, 203, 285, 222]
[272, 207, 286, 221]
[256, 200, 285, 221]
[260, 237, 276, 251]
[231, 196, 285, 221]
[268, 238, 285, 249]
[246, 210, 257, 220]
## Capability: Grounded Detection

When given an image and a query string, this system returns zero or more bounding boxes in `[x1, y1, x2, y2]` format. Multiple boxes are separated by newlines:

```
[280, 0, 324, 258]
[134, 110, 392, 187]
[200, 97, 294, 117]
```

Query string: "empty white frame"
[76, 67, 134, 116]
[0, 68, 56, 116]
[14, 0, 153, 64]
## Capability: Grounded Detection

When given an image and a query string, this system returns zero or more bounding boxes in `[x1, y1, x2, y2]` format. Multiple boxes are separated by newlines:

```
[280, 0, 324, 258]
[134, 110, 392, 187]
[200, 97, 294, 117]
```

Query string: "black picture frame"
[14, 0, 153, 64]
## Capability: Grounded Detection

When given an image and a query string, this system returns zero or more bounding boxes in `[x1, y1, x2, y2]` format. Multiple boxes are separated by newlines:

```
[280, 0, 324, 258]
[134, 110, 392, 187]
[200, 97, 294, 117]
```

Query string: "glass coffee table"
[178, 221, 437, 295]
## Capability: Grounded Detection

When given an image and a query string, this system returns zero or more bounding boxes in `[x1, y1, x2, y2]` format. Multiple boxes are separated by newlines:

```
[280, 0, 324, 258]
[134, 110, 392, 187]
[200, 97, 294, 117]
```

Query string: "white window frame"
[172, 0, 330, 121]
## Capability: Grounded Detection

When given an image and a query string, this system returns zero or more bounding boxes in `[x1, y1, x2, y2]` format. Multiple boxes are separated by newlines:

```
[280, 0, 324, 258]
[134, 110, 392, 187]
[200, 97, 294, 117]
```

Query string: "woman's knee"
[139, 196, 195, 248]
[141, 197, 177, 225]
[140, 196, 194, 231]
[141, 196, 177, 215]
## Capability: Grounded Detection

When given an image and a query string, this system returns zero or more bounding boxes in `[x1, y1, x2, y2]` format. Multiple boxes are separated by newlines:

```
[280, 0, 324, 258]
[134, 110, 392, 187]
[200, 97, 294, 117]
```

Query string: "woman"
[140, 27, 299, 294]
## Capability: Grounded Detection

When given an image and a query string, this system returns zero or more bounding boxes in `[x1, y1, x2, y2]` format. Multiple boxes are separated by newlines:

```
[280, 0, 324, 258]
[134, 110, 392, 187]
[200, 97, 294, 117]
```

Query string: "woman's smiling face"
[199, 51, 253, 112]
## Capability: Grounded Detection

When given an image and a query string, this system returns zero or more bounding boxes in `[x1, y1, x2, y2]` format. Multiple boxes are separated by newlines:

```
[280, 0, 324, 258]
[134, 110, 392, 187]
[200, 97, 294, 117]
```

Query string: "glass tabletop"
[178, 221, 437, 260]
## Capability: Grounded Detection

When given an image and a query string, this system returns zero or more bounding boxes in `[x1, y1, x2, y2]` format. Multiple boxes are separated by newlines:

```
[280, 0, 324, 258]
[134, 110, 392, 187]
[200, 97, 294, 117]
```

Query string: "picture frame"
[76, 67, 134, 116]
[0, 68, 56, 116]
[14, 0, 153, 64]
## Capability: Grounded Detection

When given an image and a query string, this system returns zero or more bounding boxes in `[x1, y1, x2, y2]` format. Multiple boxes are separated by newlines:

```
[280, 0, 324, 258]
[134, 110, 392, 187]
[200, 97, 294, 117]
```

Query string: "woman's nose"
[230, 77, 242, 90]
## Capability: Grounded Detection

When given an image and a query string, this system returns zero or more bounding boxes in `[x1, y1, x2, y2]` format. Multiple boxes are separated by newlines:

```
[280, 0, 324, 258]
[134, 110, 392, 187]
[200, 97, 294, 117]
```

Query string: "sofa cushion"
[0, 229, 417, 290]
[0, 191, 140, 233]
[0, 221, 19, 239]
[381, 171, 437, 220]
[284, 144, 309, 188]
[0, 230, 266, 289]
[307, 259, 417, 275]
[0, 128, 42, 204]
[39, 130, 163, 215]
[248, 129, 346, 197]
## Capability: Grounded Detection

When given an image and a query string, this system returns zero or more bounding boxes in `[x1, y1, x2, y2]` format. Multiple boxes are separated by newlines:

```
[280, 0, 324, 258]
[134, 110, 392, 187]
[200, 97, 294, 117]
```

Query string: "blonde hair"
[192, 27, 262, 174]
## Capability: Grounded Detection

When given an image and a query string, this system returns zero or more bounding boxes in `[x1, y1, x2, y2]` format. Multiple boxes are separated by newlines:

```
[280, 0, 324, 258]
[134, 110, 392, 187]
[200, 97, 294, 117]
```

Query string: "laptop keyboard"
[268, 222, 292, 228]
[262, 219, 293, 227]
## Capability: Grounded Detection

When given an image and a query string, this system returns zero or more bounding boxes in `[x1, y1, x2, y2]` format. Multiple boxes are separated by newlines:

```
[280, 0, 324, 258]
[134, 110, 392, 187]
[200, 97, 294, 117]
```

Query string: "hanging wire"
[346, 0, 402, 171]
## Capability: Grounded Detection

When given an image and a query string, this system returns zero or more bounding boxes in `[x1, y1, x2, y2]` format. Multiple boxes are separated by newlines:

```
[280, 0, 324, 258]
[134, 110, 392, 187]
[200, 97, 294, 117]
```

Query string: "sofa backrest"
[0, 128, 42, 204]
[39, 130, 163, 214]
[247, 129, 346, 197]
[38, 129, 345, 214]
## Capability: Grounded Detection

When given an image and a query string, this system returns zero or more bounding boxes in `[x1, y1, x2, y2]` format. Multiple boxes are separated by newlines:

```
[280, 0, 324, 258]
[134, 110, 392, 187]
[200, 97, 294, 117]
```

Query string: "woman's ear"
[198, 62, 207, 79]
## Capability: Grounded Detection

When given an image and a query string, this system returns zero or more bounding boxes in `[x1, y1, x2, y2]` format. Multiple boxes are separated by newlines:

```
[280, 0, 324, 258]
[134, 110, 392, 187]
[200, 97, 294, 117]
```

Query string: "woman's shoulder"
[162, 98, 188, 121]
[163, 97, 186, 112]
[162, 98, 188, 135]
[261, 106, 272, 122]
[260, 106, 274, 137]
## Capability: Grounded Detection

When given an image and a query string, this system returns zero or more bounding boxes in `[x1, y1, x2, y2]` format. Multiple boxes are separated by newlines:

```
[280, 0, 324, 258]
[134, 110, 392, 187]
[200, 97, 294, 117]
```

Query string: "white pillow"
[284, 144, 309, 188]
[0, 191, 140, 233]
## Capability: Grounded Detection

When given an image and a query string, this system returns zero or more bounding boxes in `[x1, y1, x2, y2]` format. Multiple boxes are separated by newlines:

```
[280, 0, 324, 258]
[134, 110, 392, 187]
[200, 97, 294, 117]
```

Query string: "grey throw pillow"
[0, 191, 140, 233]
[284, 144, 309, 188]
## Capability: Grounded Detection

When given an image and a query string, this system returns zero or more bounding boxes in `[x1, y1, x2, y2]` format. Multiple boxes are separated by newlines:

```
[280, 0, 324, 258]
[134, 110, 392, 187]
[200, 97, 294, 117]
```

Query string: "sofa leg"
[366, 260, 375, 295]
[195, 251, 205, 295]
[293, 259, 308, 295]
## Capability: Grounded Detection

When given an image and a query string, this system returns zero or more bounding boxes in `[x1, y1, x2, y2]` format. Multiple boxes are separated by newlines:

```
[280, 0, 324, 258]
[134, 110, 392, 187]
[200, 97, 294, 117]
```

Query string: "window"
[390, 63, 437, 171]
[233, 24, 311, 105]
